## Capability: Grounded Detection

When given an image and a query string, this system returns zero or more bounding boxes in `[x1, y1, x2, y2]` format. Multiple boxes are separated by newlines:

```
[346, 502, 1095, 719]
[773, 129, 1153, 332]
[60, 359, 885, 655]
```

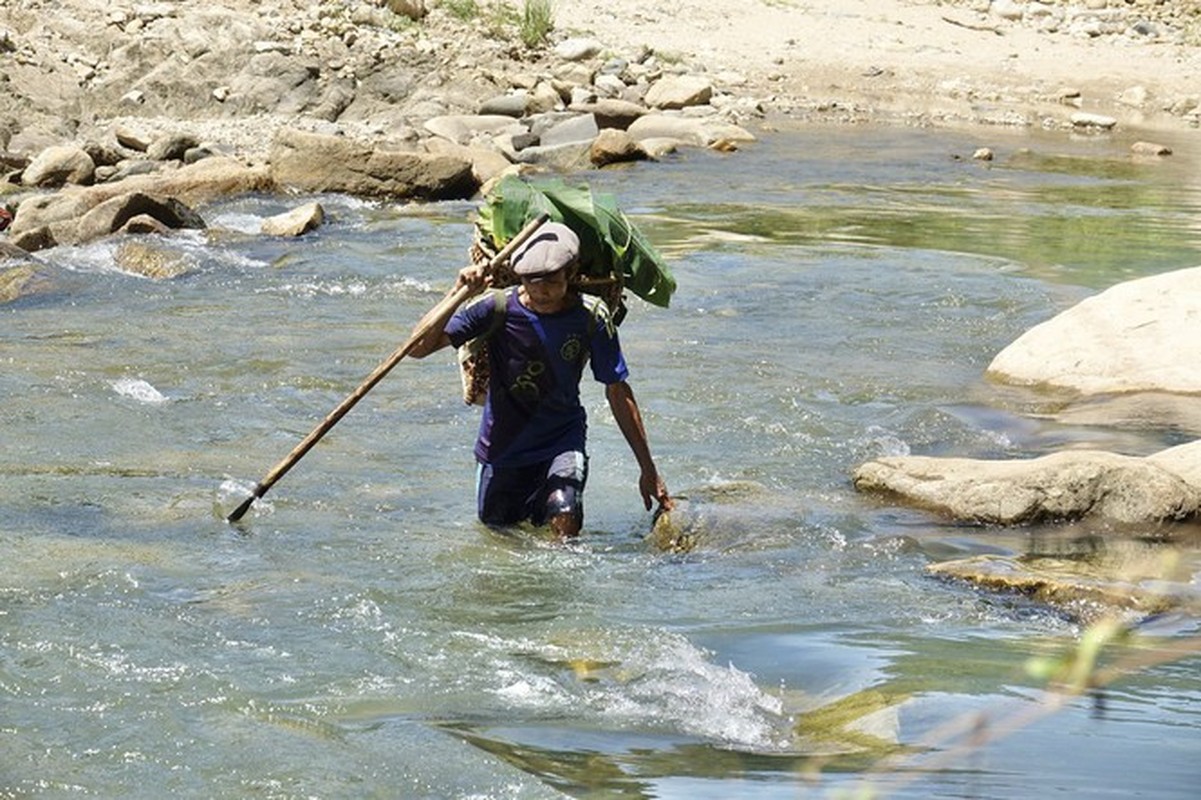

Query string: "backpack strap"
[482, 286, 509, 340]
[462, 287, 509, 352]
[456, 287, 511, 406]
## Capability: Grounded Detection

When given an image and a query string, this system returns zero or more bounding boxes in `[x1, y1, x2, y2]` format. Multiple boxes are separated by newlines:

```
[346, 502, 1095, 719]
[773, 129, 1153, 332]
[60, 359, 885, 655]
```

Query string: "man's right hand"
[455, 263, 492, 293]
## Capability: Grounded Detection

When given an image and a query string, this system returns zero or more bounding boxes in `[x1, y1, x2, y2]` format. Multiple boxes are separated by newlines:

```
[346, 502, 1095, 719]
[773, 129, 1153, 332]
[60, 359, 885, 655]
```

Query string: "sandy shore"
[554, 0, 1200, 134]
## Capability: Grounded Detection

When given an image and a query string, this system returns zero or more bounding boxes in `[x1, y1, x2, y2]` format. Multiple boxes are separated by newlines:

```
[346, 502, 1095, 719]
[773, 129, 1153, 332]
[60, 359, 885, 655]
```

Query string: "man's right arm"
[408, 264, 491, 359]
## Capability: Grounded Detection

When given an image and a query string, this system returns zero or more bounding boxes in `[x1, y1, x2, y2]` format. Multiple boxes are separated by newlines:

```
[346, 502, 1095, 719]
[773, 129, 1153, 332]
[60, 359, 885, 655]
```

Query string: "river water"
[4, 124, 1200, 798]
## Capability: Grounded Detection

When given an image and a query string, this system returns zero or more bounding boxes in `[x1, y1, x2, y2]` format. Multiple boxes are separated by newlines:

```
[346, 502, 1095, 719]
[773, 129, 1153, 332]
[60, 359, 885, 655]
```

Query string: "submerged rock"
[113, 240, 198, 280]
[927, 545, 1195, 623]
[0, 263, 55, 303]
[791, 688, 911, 758]
[648, 481, 783, 554]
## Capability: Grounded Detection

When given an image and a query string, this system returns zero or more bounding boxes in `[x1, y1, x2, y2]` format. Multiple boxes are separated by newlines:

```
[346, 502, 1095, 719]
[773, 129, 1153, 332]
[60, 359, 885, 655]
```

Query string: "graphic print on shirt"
[446, 290, 628, 467]
[559, 334, 584, 365]
[510, 357, 546, 402]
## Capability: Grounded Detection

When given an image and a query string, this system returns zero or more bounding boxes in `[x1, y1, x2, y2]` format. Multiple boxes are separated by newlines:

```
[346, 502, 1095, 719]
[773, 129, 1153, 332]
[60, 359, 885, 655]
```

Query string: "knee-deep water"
[3, 123, 1200, 798]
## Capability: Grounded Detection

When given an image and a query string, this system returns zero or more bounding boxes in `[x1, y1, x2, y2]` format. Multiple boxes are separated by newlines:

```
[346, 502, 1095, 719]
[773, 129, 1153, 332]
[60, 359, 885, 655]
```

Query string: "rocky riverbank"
[3, 1, 1200, 197]
[4, 0, 1198, 252]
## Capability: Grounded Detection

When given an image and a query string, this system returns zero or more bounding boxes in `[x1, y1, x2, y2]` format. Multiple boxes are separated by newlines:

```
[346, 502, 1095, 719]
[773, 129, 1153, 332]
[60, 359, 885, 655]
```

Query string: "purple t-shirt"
[446, 289, 629, 467]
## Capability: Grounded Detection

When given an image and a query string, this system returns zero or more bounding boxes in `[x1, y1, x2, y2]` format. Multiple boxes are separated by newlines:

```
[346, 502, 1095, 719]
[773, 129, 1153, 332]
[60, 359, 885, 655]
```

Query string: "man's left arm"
[605, 380, 672, 511]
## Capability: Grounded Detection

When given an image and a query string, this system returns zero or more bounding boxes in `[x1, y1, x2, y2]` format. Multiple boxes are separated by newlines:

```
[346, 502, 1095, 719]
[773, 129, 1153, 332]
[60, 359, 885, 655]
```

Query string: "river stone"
[146, 132, 200, 161]
[7, 191, 97, 249]
[1147, 440, 1201, 489]
[594, 74, 628, 99]
[1131, 141, 1172, 156]
[1, 150, 31, 171]
[422, 138, 513, 186]
[539, 114, 600, 147]
[119, 214, 173, 235]
[75, 191, 206, 245]
[627, 114, 756, 148]
[987, 265, 1201, 395]
[115, 126, 151, 152]
[8, 226, 58, 252]
[638, 138, 680, 159]
[553, 37, 603, 62]
[423, 114, 524, 145]
[568, 98, 648, 129]
[261, 202, 325, 237]
[626, 115, 708, 147]
[589, 128, 649, 167]
[478, 94, 529, 118]
[648, 481, 782, 554]
[0, 241, 32, 263]
[22, 145, 96, 187]
[1053, 393, 1201, 436]
[791, 688, 909, 757]
[527, 81, 562, 114]
[385, 0, 427, 20]
[147, 156, 275, 203]
[644, 75, 714, 110]
[853, 449, 1201, 525]
[512, 140, 592, 171]
[1070, 111, 1118, 129]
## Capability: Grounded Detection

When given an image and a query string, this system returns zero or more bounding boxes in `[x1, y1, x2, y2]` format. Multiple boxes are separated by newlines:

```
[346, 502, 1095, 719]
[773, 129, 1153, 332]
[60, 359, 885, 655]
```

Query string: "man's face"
[521, 269, 570, 311]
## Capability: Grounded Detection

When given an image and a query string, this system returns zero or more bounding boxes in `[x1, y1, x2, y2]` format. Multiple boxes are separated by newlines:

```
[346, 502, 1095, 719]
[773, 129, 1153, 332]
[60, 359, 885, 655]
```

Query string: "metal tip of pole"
[226, 494, 257, 524]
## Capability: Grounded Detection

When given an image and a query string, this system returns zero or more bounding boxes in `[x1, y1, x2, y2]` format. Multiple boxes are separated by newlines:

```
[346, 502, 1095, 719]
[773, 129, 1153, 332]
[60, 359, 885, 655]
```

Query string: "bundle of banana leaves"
[475, 175, 676, 310]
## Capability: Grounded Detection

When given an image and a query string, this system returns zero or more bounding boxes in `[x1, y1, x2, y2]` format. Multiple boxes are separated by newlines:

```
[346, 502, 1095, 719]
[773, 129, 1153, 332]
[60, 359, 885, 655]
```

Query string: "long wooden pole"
[226, 213, 549, 523]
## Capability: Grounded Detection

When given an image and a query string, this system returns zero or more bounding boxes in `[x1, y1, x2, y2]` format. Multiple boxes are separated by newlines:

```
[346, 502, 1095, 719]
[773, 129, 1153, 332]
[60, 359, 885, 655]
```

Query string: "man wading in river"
[410, 221, 672, 538]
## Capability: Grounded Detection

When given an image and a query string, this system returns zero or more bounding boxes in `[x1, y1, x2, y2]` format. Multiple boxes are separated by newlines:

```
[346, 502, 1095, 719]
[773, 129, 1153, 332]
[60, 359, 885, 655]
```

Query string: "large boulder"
[268, 128, 477, 200]
[988, 266, 1201, 395]
[223, 52, 321, 116]
[853, 448, 1201, 525]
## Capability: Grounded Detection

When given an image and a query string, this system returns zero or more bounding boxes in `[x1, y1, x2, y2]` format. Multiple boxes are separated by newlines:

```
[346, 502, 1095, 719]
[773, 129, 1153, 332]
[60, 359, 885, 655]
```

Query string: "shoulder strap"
[482, 287, 508, 340]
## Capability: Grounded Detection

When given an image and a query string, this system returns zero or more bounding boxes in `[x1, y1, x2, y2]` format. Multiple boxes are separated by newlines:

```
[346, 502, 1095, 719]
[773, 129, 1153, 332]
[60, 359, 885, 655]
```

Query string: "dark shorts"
[475, 451, 588, 528]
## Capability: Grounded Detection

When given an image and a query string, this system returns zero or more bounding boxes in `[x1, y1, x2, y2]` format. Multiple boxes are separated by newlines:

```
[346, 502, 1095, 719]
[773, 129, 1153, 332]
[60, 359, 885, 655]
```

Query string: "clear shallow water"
[3, 124, 1201, 798]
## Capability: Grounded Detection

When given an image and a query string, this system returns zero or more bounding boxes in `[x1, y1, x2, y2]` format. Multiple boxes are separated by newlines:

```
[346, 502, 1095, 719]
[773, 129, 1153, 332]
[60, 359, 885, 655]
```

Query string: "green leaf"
[478, 176, 677, 308]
